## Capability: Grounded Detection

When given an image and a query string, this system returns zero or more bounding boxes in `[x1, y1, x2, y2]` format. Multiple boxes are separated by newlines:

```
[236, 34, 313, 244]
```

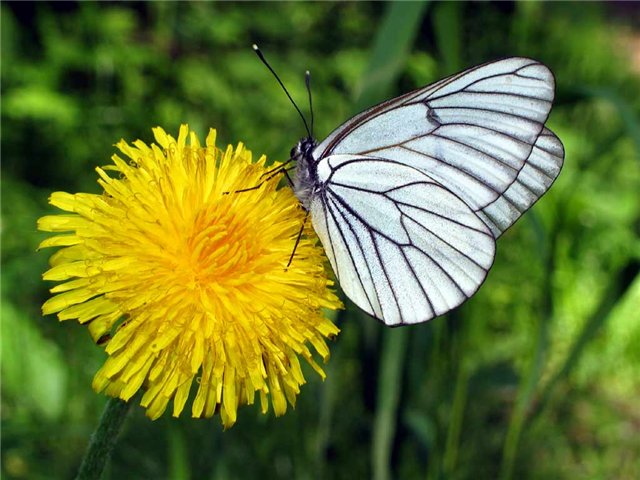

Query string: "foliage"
[2, 2, 639, 479]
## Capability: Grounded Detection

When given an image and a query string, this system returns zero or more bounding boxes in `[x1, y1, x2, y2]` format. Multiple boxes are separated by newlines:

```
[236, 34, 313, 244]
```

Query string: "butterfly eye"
[290, 147, 298, 158]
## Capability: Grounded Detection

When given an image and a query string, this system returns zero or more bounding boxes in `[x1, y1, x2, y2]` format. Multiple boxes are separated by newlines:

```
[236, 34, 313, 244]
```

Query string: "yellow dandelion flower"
[38, 125, 342, 428]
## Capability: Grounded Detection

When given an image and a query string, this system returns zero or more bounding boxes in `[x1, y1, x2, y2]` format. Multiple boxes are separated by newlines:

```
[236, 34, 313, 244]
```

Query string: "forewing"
[310, 155, 496, 326]
[477, 127, 564, 237]
[314, 58, 556, 212]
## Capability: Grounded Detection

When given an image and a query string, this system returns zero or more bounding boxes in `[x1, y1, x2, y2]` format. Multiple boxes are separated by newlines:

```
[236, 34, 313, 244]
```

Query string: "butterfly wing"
[309, 155, 496, 326]
[314, 57, 560, 217]
[477, 127, 564, 237]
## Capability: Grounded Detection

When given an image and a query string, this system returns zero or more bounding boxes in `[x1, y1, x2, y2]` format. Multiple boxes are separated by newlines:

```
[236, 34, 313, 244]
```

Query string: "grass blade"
[354, 1, 430, 113]
[372, 328, 409, 480]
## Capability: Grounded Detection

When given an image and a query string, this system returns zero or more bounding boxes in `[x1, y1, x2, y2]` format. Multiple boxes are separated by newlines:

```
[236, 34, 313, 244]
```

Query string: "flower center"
[176, 201, 259, 293]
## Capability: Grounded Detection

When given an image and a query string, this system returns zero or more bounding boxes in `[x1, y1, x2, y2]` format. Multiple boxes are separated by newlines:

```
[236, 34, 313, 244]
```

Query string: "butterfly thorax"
[291, 137, 319, 209]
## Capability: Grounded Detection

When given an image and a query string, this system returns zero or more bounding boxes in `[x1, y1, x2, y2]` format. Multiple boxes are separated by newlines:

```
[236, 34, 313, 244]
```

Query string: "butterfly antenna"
[253, 44, 312, 139]
[305, 70, 314, 138]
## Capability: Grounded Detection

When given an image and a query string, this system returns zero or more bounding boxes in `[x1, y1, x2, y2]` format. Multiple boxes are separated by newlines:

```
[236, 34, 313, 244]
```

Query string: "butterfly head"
[290, 137, 316, 161]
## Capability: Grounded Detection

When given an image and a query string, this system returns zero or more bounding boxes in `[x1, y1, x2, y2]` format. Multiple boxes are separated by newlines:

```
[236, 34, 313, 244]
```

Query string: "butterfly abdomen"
[292, 137, 320, 209]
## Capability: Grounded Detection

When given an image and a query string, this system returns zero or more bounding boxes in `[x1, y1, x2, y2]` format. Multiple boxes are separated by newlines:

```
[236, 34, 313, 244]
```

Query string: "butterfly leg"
[223, 164, 295, 195]
[283, 168, 295, 188]
[260, 158, 294, 179]
[286, 208, 309, 270]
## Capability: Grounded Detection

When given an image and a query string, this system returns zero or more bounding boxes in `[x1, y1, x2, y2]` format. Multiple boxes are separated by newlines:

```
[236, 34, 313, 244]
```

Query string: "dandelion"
[38, 125, 342, 428]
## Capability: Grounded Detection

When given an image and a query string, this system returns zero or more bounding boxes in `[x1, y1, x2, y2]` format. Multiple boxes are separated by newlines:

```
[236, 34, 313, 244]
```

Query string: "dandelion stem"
[76, 398, 131, 480]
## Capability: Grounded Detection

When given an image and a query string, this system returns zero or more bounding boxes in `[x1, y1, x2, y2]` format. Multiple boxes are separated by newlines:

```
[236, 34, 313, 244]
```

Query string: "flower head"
[38, 125, 341, 427]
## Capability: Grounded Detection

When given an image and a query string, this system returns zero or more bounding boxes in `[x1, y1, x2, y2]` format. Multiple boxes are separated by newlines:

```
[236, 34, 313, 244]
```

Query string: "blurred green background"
[2, 2, 640, 479]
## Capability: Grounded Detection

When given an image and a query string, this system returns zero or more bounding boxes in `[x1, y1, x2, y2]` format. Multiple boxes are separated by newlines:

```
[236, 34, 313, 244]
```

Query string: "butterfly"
[255, 48, 564, 326]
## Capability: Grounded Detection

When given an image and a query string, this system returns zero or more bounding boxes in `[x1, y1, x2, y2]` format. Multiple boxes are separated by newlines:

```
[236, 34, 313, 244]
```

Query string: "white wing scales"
[477, 128, 564, 236]
[310, 156, 496, 326]
[314, 58, 556, 212]
[300, 57, 564, 326]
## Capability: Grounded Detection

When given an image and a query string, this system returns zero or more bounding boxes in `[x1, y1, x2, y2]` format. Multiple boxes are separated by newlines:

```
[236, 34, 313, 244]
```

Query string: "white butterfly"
[276, 55, 564, 326]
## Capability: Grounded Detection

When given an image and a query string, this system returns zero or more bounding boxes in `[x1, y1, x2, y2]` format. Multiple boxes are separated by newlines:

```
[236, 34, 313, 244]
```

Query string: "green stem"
[443, 360, 469, 476]
[500, 310, 549, 480]
[500, 217, 557, 480]
[76, 397, 131, 480]
[354, 0, 430, 113]
[433, 1, 462, 73]
[372, 328, 408, 480]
